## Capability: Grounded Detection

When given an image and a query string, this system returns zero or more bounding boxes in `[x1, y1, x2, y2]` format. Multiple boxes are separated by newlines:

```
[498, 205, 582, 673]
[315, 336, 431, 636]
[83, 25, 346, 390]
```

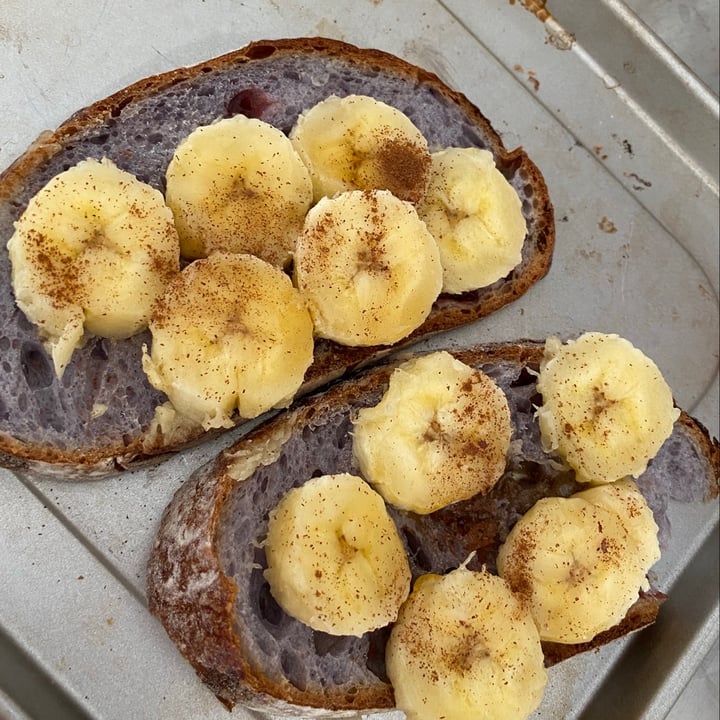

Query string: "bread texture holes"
[258, 581, 284, 627]
[313, 631, 354, 657]
[244, 42, 277, 60]
[280, 649, 308, 691]
[401, 527, 432, 572]
[20, 342, 54, 390]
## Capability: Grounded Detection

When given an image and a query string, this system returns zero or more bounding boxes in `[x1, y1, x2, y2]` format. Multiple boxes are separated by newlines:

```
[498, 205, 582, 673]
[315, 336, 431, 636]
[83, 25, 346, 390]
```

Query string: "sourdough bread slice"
[146, 340, 720, 714]
[0, 37, 554, 478]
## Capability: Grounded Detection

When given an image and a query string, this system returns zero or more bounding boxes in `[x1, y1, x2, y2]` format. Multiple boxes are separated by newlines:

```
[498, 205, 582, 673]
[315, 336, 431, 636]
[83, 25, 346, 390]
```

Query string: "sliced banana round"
[263, 473, 411, 637]
[141, 252, 314, 429]
[386, 563, 547, 720]
[497, 480, 660, 644]
[289, 94, 431, 203]
[165, 114, 313, 266]
[353, 351, 512, 514]
[536, 332, 680, 484]
[294, 189, 443, 346]
[573, 478, 661, 568]
[416, 147, 526, 294]
[7, 157, 180, 378]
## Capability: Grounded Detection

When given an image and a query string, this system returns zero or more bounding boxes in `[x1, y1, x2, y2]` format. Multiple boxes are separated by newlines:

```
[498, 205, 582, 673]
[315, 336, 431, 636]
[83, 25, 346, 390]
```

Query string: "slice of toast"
[146, 340, 720, 714]
[0, 37, 554, 478]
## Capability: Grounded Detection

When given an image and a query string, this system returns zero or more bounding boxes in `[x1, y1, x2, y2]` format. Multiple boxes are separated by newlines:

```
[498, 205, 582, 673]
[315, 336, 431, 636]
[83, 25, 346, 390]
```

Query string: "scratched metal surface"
[0, 1, 718, 719]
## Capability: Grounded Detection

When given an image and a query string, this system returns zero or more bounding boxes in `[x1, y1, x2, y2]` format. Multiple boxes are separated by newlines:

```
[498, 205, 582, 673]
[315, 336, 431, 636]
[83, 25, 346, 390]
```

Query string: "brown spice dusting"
[372, 135, 430, 204]
[356, 231, 391, 276]
[454, 632, 489, 672]
[25, 229, 83, 308]
[502, 529, 537, 602]
[598, 536, 622, 566]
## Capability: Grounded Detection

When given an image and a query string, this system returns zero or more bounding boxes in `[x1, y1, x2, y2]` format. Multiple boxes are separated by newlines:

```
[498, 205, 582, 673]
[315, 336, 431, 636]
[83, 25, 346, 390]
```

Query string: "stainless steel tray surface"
[0, 2, 717, 719]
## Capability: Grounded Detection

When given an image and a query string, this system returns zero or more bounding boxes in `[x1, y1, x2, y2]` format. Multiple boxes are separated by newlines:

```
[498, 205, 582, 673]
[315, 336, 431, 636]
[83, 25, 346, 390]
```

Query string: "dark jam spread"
[226, 87, 275, 119]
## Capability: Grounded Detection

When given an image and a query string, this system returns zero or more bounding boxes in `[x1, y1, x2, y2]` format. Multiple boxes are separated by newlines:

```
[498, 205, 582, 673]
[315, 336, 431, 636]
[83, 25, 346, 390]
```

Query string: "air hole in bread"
[460, 129, 488, 151]
[261, 470, 271, 493]
[333, 416, 353, 450]
[88, 132, 110, 145]
[245, 43, 277, 60]
[258, 580, 285, 627]
[110, 95, 135, 118]
[91, 338, 110, 362]
[196, 85, 216, 98]
[14, 308, 33, 333]
[280, 649, 307, 691]
[20, 342, 54, 390]
[313, 631, 355, 657]
[366, 626, 391, 682]
[0, 396, 8, 421]
[510, 366, 538, 389]
[401, 527, 432, 571]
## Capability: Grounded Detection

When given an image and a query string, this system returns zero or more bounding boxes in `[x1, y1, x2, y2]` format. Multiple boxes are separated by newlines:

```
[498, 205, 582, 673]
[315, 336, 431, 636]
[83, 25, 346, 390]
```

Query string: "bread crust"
[0, 37, 554, 477]
[146, 340, 719, 713]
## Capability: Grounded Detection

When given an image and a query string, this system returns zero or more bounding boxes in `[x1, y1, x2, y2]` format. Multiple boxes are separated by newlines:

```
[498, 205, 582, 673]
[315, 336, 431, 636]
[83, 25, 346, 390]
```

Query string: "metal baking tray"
[0, 1, 717, 718]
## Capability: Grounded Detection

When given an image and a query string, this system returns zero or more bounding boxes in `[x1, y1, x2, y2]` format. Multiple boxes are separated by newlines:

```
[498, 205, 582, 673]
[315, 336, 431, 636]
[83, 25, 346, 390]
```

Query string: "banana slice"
[536, 332, 680, 484]
[263, 473, 411, 637]
[165, 114, 313, 266]
[573, 478, 661, 568]
[294, 189, 442, 346]
[353, 351, 512, 514]
[141, 252, 314, 429]
[386, 562, 547, 720]
[289, 94, 431, 203]
[416, 147, 526, 294]
[7, 157, 180, 377]
[497, 480, 660, 644]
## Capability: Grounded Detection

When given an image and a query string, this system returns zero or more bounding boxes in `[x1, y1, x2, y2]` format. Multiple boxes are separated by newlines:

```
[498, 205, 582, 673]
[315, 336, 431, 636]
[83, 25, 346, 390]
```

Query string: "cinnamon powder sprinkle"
[372, 134, 431, 204]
